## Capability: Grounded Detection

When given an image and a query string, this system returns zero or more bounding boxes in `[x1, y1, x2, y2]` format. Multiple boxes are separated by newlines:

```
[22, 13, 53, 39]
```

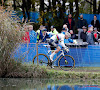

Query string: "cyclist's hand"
[73, 40, 77, 44]
[65, 47, 69, 53]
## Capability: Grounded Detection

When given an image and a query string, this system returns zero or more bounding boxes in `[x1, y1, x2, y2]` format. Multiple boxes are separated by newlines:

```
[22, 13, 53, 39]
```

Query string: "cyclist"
[49, 32, 72, 68]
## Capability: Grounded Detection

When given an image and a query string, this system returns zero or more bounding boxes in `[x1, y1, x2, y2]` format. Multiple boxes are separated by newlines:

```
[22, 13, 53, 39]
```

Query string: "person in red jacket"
[22, 25, 30, 43]
[64, 14, 75, 32]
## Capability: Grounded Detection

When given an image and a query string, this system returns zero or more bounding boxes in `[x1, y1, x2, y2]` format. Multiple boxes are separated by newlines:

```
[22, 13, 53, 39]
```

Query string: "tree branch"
[85, 0, 93, 5]
[16, 1, 21, 7]
[44, 3, 48, 7]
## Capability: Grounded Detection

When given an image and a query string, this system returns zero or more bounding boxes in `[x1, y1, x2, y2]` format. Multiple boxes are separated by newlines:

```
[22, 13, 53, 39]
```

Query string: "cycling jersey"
[50, 33, 66, 49]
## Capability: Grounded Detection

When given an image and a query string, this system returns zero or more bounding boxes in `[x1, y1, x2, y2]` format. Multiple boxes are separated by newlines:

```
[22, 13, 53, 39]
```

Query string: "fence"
[12, 43, 100, 67]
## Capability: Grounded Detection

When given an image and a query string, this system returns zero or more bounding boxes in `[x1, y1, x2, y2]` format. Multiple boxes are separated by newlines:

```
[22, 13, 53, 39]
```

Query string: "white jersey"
[50, 33, 66, 48]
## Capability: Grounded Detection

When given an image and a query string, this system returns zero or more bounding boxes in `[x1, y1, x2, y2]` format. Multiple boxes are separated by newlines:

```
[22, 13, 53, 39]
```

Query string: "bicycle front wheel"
[33, 54, 49, 66]
[58, 55, 75, 71]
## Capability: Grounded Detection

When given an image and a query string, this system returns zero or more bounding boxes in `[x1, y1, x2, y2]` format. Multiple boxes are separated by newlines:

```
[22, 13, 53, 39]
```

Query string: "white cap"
[65, 32, 71, 38]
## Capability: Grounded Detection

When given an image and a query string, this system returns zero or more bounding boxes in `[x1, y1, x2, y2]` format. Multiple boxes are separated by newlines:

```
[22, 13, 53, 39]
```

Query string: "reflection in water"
[0, 78, 100, 90]
[49, 85, 100, 90]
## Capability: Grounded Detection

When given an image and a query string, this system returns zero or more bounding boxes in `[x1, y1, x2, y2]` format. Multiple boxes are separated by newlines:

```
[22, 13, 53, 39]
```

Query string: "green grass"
[45, 66, 100, 79]
[2, 63, 100, 79]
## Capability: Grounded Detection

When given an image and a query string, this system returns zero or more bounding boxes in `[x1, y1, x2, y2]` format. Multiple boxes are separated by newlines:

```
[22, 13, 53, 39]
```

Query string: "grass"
[45, 66, 100, 79]
[0, 60, 100, 79]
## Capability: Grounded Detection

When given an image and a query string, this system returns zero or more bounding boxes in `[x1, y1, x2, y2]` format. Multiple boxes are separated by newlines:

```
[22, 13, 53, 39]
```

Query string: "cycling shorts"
[49, 39, 58, 50]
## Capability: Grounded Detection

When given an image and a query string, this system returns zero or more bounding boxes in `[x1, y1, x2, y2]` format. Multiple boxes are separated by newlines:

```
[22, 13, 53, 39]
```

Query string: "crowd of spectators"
[22, 14, 100, 45]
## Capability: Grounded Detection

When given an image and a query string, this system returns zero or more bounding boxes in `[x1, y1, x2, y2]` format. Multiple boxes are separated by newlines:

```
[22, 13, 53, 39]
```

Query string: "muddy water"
[0, 78, 100, 90]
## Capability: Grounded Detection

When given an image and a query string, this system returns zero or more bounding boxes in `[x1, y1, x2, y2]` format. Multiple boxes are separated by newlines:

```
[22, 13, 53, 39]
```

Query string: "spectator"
[22, 25, 30, 43]
[77, 14, 88, 39]
[36, 25, 44, 42]
[70, 30, 77, 39]
[63, 24, 69, 32]
[50, 26, 58, 34]
[80, 26, 87, 42]
[61, 28, 67, 34]
[86, 24, 94, 45]
[64, 14, 75, 32]
[28, 25, 37, 43]
[91, 15, 100, 30]
[93, 28, 99, 42]
[40, 28, 53, 43]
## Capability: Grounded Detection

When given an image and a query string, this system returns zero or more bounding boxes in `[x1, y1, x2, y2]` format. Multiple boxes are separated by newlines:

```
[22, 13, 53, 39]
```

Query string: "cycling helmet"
[65, 32, 71, 38]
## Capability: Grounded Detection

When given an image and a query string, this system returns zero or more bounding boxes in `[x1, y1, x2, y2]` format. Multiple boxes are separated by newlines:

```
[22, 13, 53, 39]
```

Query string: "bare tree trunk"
[52, 0, 56, 10]
[75, 0, 79, 33]
[90, 3, 92, 13]
[75, 0, 79, 21]
[26, 0, 31, 20]
[32, 1, 35, 11]
[93, 0, 96, 14]
[22, 0, 26, 21]
[58, 0, 62, 17]
[62, 0, 66, 13]
[98, 3, 100, 14]
[69, 1, 73, 14]
[40, 0, 45, 25]
[52, 0, 57, 19]
[13, 0, 16, 10]
[47, 0, 51, 12]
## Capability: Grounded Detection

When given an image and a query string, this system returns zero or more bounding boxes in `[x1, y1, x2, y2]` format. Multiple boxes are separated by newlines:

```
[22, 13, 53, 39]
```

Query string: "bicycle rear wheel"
[33, 54, 49, 66]
[58, 55, 75, 71]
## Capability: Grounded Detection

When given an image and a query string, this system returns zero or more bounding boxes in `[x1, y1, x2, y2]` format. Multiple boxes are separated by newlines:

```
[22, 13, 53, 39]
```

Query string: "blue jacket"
[39, 30, 50, 42]
[29, 30, 37, 43]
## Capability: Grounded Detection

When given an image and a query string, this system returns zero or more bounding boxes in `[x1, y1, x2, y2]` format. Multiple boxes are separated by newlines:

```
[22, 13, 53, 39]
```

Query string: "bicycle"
[33, 45, 75, 71]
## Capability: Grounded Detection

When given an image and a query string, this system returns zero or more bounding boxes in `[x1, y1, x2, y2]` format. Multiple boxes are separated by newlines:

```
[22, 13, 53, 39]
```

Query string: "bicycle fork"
[63, 52, 68, 65]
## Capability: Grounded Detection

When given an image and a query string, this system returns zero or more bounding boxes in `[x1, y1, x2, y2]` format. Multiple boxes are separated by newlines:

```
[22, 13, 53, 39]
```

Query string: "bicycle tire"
[33, 54, 50, 66]
[58, 55, 75, 71]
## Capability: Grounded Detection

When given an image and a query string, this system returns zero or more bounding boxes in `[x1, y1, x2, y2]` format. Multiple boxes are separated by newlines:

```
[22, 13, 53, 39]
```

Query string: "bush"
[0, 6, 23, 77]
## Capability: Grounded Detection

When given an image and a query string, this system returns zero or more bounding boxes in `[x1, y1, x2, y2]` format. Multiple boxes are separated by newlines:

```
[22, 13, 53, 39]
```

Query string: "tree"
[85, 0, 97, 14]
[39, 0, 45, 25]
[47, 0, 51, 12]
[13, 0, 16, 10]
[69, 1, 73, 14]
[98, 2, 100, 14]
[74, 0, 79, 33]
[93, 0, 96, 14]
[62, 0, 66, 13]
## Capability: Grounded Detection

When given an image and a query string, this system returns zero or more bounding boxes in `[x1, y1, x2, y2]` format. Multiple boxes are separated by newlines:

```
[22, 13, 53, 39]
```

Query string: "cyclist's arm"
[68, 38, 73, 43]
[59, 40, 67, 49]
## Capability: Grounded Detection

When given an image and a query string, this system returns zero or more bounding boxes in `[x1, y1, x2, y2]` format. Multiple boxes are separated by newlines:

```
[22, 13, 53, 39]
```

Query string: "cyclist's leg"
[49, 40, 56, 61]
[50, 46, 60, 61]
[49, 41, 61, 61]
[50, 46, 61, 68]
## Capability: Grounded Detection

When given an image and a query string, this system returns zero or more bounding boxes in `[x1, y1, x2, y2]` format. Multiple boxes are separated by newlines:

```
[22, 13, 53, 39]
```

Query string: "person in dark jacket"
[91, 15, 100, 30]
[70, 30, 77, 39]
[77, 14, 88, 39]
[80, 26, 87, 42]
[64, 14, 75, 32]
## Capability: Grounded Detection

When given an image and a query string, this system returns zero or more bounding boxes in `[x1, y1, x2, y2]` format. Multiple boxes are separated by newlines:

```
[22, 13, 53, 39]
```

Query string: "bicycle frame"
[47, 49, 65, 63]
[43, 45, 66, 63]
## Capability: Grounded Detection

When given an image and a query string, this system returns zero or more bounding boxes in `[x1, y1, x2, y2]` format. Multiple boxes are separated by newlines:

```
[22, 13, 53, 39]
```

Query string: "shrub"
[0, 6, 22, 77]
